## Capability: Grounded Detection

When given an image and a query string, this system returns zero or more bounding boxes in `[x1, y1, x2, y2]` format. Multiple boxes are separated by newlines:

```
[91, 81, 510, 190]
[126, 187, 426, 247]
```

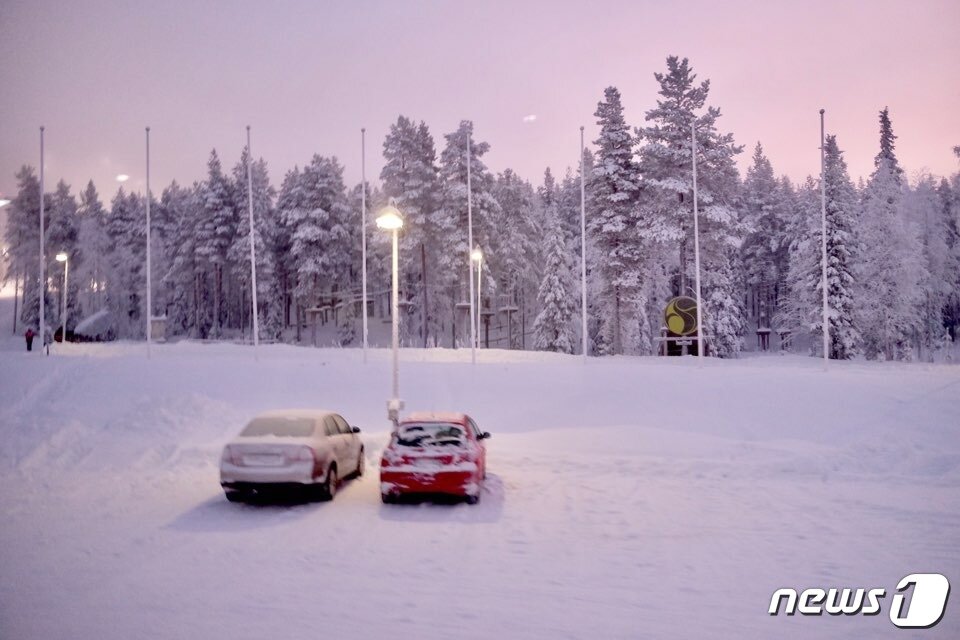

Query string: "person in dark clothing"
[25, 328, 35, 351]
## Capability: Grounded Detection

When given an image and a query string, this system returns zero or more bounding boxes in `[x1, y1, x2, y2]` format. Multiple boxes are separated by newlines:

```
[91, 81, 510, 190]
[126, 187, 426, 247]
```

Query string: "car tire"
[225, 491, 245, 503]
[465, 493, 480, 505]
[320, 466, 338, 501]
[381, 492, 396, 504]
[354, 450, 365, 478]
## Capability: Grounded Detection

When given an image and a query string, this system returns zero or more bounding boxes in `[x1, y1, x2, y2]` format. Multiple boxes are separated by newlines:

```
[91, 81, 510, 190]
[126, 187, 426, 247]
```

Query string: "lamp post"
[245, 126, 259, 357]
[39, 126, 45, 352]
[466, 131, 476, 364]
[471, 248, 483, 349]
[579, 126, 588, 361]
[56, 252, 68, 345]
[361, 128, 369, 362]
[819, 109, 829, 369]
[377, 203, 404, 424]
[145, 127, 152, 358]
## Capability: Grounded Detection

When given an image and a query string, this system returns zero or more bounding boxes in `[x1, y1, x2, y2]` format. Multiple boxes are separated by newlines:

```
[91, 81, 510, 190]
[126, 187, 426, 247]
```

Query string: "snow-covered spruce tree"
[492, 168, 538, 326]
[857, 109, 925, 360]
[436, 120, 501, 347]
[533, 209, 575, 353]
[195, 150, 238, 338]
[77, 180, 110, 314]
[587, 86, 646, 355]
[105, 188, 146, 337]
[381, 116, 442, 346]
[274, 166, 305, 330]
[905, 175, 951, 360]
[287, 155, 351, 317]
[46, 180, 82, 331]
[939, 159, 960, 341]
[740, 143, 787, 328]
[816, 136, 861, 358]
[228, 148, 282, 341]
[5, 166, 49, 330]
[636, 57, 746, 357]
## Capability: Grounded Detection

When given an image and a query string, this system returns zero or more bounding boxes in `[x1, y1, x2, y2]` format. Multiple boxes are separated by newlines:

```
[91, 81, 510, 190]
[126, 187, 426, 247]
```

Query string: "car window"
[467, 417, 482, 438]
[333, 415, 351, 434]
[323, 416, 339, 437]
[240, 416, 315, 438]
[396, 423, 466, 447]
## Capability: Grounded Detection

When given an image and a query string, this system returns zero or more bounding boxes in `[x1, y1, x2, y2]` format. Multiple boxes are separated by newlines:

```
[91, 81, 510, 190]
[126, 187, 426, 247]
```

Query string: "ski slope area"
[1, 339, 958, 639]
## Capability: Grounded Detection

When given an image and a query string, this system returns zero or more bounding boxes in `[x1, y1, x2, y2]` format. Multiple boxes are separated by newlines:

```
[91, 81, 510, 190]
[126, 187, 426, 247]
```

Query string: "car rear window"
[240, 416, 315, 438]
[395, 423, 466, 447]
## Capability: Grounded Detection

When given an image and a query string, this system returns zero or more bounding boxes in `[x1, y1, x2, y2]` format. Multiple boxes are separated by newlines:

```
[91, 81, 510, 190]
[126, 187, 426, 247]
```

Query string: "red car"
[380, 412, 489, 504]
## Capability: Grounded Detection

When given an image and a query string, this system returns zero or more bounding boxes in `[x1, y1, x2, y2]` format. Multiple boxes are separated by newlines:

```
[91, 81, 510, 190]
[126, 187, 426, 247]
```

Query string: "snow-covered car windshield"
[396, 423, 466, 447]
[240, 417, 314, 438]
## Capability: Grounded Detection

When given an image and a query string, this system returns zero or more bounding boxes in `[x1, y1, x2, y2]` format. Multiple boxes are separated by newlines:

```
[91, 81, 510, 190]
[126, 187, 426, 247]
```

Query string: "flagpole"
[361, 127, 368, 362]
[467, 130, 476, 364]
[691, 122, 704, 367]
[246, 126, 259, 358]
[39, 126, 45, 352]
[145, 127, 152, 358]
[820, 109, 829, 369]
[579, 126, 588, 361]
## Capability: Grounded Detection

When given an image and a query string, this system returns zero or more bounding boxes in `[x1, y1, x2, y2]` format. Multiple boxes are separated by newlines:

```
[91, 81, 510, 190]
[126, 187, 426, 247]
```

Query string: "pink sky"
[1, 0, 958, 202]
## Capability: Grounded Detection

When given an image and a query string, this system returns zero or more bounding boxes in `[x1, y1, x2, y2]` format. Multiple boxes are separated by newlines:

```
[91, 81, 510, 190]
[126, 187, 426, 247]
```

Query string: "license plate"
[244, 454, 284, 467]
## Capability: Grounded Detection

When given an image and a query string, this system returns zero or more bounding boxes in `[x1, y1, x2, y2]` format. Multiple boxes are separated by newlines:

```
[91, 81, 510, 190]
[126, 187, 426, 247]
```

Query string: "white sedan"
[220, 410, 364, 502]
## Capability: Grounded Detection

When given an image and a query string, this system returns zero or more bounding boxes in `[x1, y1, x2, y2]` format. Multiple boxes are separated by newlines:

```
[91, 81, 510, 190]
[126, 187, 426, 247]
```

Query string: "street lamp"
[0, 198, 11, 208]
[471, 248, 483, 349]
[377, 203, 404, 424]
[56, 252, 68, 345]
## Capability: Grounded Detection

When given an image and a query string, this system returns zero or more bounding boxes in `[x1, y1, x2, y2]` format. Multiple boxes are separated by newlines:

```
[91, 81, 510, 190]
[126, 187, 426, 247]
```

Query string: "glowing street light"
[0, 198, 11, 208]
[471, 248, 483, 349]
[116, 174, 130, 183]
[56, 252, 68, 346]
[377, 202, 404, 424]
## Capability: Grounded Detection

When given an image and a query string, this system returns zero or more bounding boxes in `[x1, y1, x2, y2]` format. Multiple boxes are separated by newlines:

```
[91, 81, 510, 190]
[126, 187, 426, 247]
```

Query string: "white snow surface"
[1, 339, 958, 639]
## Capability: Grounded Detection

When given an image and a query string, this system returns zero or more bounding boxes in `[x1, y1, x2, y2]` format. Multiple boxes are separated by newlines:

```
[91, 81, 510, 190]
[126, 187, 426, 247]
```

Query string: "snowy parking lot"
[1, 341, 958, 639]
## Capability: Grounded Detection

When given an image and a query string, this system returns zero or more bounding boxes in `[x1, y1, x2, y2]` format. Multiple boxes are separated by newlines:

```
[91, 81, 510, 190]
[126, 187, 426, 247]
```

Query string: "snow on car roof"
[402, 411, 468, 424]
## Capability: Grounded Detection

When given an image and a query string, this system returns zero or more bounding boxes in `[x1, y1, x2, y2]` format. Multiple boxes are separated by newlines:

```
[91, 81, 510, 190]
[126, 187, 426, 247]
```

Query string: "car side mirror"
[480, 432, 491, 440]
[351, 426, 361, 433]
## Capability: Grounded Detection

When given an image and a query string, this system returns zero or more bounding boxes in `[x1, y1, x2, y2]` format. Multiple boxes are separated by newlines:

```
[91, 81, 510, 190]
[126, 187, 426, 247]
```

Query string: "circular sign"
[664, 296, 698, 336]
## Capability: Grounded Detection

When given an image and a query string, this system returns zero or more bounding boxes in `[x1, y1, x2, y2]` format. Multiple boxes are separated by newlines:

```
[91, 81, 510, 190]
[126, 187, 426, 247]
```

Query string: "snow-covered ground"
[1, 308, 958, 637]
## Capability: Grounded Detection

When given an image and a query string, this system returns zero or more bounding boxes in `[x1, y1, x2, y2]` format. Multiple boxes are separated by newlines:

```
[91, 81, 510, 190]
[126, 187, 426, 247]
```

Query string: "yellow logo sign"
[664, 296, 698, 336]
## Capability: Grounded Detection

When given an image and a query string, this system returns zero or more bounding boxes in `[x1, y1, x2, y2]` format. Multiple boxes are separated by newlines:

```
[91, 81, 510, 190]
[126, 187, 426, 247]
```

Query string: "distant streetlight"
[116, 174, 130, 183]
[56, 252, 68, 345]
[471, 248, 483, 349]
[377, 203, 404, 424]
[0, 198, 11, 208]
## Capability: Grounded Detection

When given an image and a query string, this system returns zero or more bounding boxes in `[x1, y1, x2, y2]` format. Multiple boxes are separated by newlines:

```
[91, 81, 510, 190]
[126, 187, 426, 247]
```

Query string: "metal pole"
[246, 126, 259, 356]
[39, 126, 45, 350]
[579, 126, 588, 360]
[145, 127, 152, 358]
[819, 109, 829, 368]
[62, 257, 68, 344]
[391, 228, 400, 400]
[361, 128, 368, 362]
[467, 131, 476, 362]
[476, 255, 482, 349]
[692, 122, 704, 366]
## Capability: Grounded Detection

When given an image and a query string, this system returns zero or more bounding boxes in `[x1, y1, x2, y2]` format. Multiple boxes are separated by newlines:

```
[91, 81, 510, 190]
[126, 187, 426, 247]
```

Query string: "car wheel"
[381, 492, 396, 504]
[225, 491, 245, 503]
[465, 493, 480, 505]
[321, 466, 338, 501]
[355, 450, 365, 477]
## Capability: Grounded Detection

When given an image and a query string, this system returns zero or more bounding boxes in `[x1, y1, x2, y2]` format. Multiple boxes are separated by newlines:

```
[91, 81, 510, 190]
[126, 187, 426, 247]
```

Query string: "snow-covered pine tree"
[381, 117, 442, 346]
[533, 208, 575, 353]
[5, 166, 49, 330]
[77, 180, 110, 315]
[741, 143, 786, 330]
[436, 120, 502, 347]
[46, 180, 82, 332]
[228, 148, 282, 341]
[195, 150, 237, 338]
[857, 109, 924, 360]
[939, 161, 960, 342]
[105, 188, 146, 337]
[635, 57, 746, 357]
[491, 168, 538, 326]
[819, 136, 861, 358]
[587, 86, 645, 355]
[274, 166, 305, 330]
